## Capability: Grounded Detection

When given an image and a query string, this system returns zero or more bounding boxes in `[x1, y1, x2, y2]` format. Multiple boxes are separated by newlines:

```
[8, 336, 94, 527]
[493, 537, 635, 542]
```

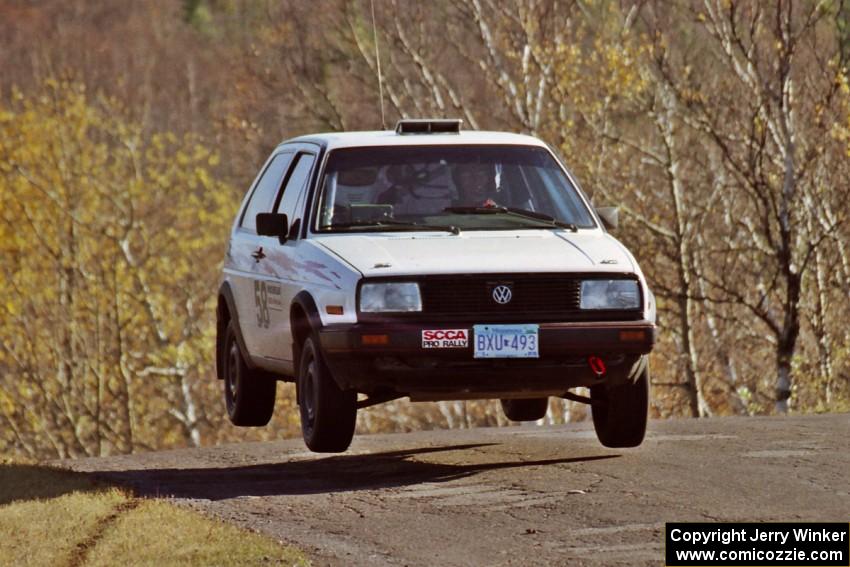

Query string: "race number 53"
[254, 280, 270, 328]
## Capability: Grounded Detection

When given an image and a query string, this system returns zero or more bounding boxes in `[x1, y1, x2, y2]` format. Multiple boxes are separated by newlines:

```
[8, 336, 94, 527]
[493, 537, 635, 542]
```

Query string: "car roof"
[279, 130, 549, 151]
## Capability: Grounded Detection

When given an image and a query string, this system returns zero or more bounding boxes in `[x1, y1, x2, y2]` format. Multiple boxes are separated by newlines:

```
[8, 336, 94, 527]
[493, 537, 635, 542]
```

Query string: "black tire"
[590, 364, 649, 448]
[297, 336, 357, 452]
[500, 398, 549, 421]
[223, 321, 276, 426]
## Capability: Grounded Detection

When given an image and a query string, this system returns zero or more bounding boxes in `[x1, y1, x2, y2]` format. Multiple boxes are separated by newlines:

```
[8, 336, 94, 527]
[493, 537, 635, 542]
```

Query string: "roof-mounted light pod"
[395, 119, 463, 135]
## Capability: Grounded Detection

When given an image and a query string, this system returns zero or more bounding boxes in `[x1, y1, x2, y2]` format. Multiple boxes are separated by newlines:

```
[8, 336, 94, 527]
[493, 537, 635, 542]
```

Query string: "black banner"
[666, 522, 849, 566]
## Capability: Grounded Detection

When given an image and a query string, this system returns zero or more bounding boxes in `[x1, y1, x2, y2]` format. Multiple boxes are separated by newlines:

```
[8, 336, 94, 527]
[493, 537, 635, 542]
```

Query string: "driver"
[378, 164, 452, 215]
[451, 162, 500, 208]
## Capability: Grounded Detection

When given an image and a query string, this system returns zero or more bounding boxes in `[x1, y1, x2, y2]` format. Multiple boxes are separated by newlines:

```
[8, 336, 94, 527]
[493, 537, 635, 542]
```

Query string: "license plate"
[473, 324, 539, 359]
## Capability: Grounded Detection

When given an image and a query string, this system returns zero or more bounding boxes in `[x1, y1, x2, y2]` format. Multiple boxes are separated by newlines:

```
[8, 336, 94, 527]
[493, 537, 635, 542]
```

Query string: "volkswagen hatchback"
[216, 119, 656, 452]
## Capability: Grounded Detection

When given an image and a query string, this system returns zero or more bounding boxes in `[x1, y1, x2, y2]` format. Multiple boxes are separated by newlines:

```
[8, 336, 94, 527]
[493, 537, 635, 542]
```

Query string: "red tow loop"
[588, 356, 606, 377]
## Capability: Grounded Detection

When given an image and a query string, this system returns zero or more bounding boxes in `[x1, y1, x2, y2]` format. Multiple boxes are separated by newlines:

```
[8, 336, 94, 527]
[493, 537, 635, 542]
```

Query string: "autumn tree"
[640, 0, 850, 412]
[0, 81, 246, 457]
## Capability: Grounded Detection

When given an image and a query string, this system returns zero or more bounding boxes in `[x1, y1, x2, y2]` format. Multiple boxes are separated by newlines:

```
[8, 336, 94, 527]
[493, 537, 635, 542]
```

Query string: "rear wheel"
[223, 321, 276, 426]
[590, 364, 649, 448]
[298, 336, 357, 452]
[500, 398, 549, 421]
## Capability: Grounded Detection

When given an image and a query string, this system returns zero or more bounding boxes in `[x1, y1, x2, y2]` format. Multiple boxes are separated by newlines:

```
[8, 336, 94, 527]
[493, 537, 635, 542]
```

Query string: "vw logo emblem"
[492, 285, 513, 304]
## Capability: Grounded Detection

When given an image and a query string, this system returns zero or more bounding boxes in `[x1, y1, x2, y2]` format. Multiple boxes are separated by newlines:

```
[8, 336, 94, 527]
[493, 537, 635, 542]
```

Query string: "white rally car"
[216, 119, 656, 453]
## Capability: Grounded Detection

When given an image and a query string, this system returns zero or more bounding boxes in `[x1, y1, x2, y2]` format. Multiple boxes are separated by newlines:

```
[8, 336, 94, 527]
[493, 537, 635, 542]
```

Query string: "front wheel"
[298, 336, 357, 452]
[590, 364, 649, 448]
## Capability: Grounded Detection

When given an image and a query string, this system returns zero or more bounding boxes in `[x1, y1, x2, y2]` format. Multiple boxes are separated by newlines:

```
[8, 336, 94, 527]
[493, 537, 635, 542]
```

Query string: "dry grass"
[86, 499, 308, 567]
[0, 460, 309, 566]
[0, 488, 125, 566]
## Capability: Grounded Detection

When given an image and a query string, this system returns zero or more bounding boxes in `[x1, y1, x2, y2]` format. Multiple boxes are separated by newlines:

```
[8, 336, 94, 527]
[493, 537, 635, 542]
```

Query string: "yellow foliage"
[0, 80, 240, 458]
[835, 72, 850, 156]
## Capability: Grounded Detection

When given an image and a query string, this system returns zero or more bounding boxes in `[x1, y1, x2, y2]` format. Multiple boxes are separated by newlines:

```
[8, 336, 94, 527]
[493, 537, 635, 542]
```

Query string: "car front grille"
[359, 273, 643, 323]
[421, 275, 581, 314]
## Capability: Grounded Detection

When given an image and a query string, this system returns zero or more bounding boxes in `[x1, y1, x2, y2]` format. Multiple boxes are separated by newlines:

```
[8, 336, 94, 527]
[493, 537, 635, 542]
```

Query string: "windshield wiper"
[506, 207, 580, 232]
[325, 219, 461, 235]
[443, 206, 578, 232]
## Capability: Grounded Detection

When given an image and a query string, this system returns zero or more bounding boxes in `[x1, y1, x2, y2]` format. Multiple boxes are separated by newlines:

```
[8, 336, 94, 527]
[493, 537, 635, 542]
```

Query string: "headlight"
[580, 279, 640, 310]
[360, 282, 422, 312]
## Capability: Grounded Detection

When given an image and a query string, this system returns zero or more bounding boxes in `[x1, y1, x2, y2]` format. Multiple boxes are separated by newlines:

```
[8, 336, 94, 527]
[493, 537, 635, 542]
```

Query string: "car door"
[230, 151, 294, 361]
[252, 148, 317, 367]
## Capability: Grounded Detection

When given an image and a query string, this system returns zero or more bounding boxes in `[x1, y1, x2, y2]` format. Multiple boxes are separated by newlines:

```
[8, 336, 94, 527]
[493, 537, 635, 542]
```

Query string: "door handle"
[251, 247, 266, 262]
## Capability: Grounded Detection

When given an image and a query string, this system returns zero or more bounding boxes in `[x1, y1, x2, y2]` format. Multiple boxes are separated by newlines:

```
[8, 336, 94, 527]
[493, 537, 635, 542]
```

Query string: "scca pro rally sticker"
[422, 329, 469, 348]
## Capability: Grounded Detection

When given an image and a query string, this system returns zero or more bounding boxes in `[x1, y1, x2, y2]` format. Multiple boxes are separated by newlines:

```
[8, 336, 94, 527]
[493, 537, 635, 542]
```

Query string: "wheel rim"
[302, 356, 317, 426]
[227, 342, 240, 407]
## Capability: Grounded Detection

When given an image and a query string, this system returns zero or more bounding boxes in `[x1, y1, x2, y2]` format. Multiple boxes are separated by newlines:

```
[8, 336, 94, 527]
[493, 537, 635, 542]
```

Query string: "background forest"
[1, 0, 849, 459]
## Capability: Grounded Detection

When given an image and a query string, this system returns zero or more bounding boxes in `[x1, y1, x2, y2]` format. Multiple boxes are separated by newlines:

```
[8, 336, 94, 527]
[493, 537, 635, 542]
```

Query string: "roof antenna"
[370, 0, 386, 130]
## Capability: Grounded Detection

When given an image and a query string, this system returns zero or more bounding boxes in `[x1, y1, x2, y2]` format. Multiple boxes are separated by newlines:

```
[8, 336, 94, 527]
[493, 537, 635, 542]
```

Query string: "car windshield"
[315, 145, 596, 232]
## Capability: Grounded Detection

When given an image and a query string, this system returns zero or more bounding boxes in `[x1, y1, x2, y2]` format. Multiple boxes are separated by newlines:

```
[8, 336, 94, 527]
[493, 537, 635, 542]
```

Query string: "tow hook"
[588, 355, 606, 377]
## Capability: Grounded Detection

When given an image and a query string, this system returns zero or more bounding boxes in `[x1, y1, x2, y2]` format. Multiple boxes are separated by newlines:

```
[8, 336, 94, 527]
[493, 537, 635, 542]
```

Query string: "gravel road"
[61, 413, 850, 566]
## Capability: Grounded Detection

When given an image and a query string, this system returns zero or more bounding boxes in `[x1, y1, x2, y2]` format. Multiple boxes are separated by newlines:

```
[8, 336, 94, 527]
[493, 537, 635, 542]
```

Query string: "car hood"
[312, 230, 636, 277]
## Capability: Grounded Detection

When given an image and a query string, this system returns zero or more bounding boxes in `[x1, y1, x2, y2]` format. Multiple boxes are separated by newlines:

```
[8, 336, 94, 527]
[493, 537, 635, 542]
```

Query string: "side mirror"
[595, 206, 619, 230]
[256, 213, 289, 240]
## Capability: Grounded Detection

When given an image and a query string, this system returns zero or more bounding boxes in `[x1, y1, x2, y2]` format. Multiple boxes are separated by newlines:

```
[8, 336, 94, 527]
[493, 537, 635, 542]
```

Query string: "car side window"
[240, 152, 293, 232]
[275, 153, 316, 221]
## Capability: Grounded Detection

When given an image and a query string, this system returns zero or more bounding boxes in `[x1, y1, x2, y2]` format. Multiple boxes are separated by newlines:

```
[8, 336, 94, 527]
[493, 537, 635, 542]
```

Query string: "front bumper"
[319, 320, 655, 399]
